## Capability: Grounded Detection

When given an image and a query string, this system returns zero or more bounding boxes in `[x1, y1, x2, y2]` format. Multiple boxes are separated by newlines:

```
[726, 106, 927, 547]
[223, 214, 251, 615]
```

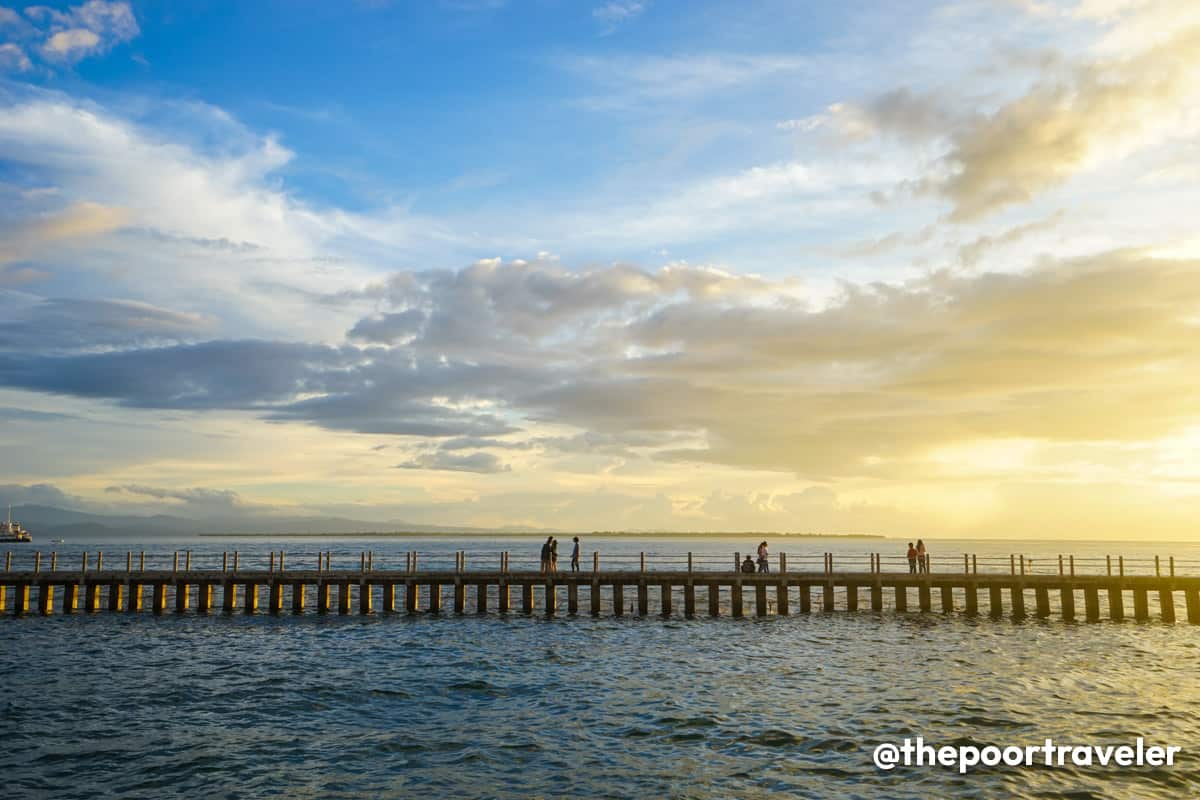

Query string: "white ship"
[1, 505, 32, 543]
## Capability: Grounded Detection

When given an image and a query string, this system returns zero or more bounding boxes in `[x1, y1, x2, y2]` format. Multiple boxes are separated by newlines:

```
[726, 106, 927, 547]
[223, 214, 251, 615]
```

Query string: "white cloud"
[15, 1, 139, 65]
[0, 41, 30, 71]
[41, 27, 100, 59]
[593, 1, 645, 35]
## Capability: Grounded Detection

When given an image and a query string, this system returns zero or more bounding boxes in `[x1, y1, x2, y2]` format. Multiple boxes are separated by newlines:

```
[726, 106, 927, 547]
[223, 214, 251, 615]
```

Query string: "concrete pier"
[4, 559, 1199, 625]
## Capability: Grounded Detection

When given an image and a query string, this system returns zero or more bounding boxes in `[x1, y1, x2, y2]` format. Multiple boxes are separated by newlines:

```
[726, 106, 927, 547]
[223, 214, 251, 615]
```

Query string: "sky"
[1, 0, 1199, 538]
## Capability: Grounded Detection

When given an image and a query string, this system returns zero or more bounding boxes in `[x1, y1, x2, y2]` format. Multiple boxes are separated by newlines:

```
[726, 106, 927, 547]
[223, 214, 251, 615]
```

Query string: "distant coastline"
[197, 530, 888, 539]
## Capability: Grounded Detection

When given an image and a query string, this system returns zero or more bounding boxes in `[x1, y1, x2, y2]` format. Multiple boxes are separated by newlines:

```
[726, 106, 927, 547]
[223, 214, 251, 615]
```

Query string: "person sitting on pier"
[906, 542, 918, 574]
[916, 539, 928, 574]
[570, 536, 580, 572]
[741, 555, 757, 574]
[540, 536, 553, 574]
[757, 541, 769, 573]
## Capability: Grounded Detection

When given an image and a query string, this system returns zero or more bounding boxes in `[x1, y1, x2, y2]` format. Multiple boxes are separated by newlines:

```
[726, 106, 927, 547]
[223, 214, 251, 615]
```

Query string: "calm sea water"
[3, 536, 1199, 798]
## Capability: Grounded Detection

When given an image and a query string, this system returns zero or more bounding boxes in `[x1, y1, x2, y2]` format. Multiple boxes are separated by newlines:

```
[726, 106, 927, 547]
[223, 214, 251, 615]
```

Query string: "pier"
[2, 549, 1199, 623]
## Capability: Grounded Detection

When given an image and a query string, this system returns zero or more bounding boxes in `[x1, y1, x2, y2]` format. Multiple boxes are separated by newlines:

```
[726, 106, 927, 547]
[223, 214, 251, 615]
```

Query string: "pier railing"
[5, 547, 1200, 623]
[3, 548, 1200, 577]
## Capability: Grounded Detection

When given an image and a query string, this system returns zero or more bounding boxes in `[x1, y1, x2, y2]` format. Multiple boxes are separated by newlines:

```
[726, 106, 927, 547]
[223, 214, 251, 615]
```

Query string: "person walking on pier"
[550, 537, 559, 573]
[570, 536, 580, 572]
[541, 536, 553, 574]
[916, 539, 928, 574]
[906, 542, 918, 574]
[756, 541, 770, 573]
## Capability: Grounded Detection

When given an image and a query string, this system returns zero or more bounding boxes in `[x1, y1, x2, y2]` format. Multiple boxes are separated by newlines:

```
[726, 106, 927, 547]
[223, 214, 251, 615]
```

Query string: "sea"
[2, 535, 1199, 799]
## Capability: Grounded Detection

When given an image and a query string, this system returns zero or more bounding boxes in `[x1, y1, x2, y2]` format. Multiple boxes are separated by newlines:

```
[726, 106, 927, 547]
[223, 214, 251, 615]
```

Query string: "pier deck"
[3, 559, 1199, 623]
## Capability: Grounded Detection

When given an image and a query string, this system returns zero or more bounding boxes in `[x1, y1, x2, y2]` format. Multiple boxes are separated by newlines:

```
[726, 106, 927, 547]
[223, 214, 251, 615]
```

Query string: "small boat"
[1, 505, 32, 543]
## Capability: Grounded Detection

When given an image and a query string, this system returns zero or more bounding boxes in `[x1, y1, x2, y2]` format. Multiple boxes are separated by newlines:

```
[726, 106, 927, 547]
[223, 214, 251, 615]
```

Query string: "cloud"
[27, 1, 139, 64]
[396, 451, 512, 474]
[0, 252, 1197, 487]
[347, 308, 426, 344]
[942, 25, 1200, 220]
[780, 89, 955, 143]
[564, 52, 813, 108]
[593, 1, 645, 35]
[0, 295, 212, 353]
[0, 201, 130, 265]
[0, 41, 30, 71]
[105, 483, 247, 512]
[0, 482, 86, 508]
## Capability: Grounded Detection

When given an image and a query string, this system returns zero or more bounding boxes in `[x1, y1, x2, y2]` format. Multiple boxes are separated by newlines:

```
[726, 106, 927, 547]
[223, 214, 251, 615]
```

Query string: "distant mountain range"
[5, 504, 548, 539]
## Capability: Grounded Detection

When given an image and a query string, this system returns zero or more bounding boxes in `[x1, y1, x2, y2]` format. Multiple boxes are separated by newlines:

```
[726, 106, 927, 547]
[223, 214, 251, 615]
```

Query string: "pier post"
[871, 582, 882, 611]
[14, 583, 29, 615]
[919, 583, 931, 612]
[316, 581, 331, 614]
[292, 582, 305, 613]
[543, 582, 556, 617]
[197, 583, 212, 613]
[776, 581, 789, 615]
[477, 583, 489, 614]
[636, 581, 648, 616]
[590, 581, 600, 616]
[823, 581, 834, 611]
[222, 581, 237, 614]
[0, 584, 5, 613]
[522, 583, 534, 614]
[799, 584, 811, 613]
[245, 583, 260, 615]
[941, 585, 954, 613]
[454, 581, 465, 615]
[1060, 587, 1075, 621]
[85, 582, 101, 612]
[1133, 588, 1149, 621]
[846, 583, 858, 612]
[360, 581, 374, 614]
[429, 583, 443, 613]
[1108, 585, 1124, 621]
[498, 581, 510, 614]
[1184, 589, 1200, 624]
[37, 582, 54, 615]
[403, 581, 417, 613]
[337, 583, 351, 614]
[175, 581, 189, 613]
[1084, 587, 1100, 622]
[568, 583, 578, 615]
[63, 582, 78, 614]
[988, 585, 1002, 618]
[964, 584, 978, 616]
[731, 581, 744, 618]
[707, 583, 719, 617]
[612, 584, 623, 617]
[685, 582, 696, 617]
[1159, 589, 1175, 623]
[755, 583, 767, 616]
[108, 582, 123, 612]
[382, 583, 395, 613]
[895, 585, 908, 612]
[127, 582, 143, 613]
[1011, 586, 1025, 619]
[152, 583, 167, 614]
[1035, 586, 1050, 617]
[269, 581, 283, 614]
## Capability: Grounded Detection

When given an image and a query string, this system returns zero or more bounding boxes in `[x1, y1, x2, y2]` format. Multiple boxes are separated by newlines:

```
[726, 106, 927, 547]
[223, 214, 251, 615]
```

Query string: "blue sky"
[3, 0, 1200, 538]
